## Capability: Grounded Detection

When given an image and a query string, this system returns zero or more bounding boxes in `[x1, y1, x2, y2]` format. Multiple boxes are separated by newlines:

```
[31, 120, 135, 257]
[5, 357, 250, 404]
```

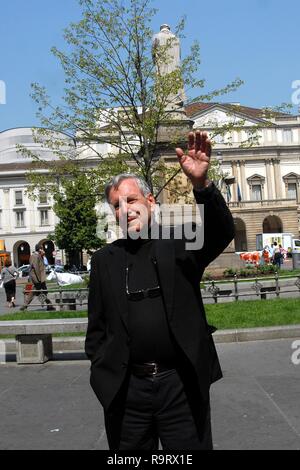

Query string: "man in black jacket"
[85, 131, 235, 450]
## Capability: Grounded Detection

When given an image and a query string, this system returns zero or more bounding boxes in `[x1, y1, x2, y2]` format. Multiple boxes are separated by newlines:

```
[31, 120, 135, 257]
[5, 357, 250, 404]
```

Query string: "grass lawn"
[0, 310, 87, 321]
[0, 298, 299, 335]
[206, 298, 300, 329]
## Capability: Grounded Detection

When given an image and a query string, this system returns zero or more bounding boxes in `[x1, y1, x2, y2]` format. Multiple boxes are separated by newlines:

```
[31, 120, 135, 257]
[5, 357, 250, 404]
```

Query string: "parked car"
[17, 264, 31, 277]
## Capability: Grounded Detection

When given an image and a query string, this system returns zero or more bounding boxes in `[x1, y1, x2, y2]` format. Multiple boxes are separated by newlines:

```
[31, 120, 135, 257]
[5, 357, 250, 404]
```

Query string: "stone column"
[231, 161, 238, 202]
[272, 158, 282, 199]
[265, 159, 274, 200]
[239, 160, 247, 200]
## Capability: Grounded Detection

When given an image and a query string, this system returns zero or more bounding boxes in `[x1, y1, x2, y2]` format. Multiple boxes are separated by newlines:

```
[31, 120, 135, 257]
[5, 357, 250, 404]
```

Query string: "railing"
[19, 274, 300, 308]
[22, 287, 89, 311]
[202, 273, 300, 303]
[229, 198, 298, 209]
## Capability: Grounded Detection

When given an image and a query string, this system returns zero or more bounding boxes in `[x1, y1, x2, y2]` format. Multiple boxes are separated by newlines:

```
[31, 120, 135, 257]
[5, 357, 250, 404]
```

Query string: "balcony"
[229, 198, 298, 209]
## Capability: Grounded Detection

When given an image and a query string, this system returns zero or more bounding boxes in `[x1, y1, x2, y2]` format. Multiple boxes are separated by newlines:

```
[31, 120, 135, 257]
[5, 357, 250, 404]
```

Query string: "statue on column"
[152, 24, 186, 110]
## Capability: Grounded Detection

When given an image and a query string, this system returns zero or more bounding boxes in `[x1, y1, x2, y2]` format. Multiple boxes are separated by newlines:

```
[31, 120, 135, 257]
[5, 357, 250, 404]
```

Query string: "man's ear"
[146, 193, 156, 208]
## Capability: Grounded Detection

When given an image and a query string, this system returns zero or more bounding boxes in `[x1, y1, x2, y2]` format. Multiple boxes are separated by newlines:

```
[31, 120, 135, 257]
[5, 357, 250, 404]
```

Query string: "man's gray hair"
[104, 173, 152, 202]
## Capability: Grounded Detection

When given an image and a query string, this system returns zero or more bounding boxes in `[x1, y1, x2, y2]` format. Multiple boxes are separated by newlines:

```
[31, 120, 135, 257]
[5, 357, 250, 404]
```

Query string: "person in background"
[20, 244, 55, 311]
[261, 246, 270, 265]
[1, 260, 18, 307]
[272, 242, 282, 269]
[278, 244, 285, 266]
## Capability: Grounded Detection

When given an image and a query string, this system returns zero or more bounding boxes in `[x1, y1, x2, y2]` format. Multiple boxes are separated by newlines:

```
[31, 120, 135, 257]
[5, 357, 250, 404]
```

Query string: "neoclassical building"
[0, 128, 65, 267]
[185, 102, 300, 252]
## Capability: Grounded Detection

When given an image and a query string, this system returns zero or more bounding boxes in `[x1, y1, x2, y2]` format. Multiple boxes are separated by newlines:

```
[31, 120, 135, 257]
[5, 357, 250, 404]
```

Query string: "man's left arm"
[193, 182, 235, 268]
[176, 131, 235, 268]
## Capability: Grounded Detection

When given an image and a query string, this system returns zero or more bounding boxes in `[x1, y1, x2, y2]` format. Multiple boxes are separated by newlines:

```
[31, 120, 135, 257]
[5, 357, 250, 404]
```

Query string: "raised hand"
[175, 131, 212, 189]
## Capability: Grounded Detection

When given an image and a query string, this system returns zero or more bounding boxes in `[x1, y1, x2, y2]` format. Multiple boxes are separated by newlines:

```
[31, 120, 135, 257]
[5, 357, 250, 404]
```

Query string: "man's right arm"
[85, 253, 107, 361]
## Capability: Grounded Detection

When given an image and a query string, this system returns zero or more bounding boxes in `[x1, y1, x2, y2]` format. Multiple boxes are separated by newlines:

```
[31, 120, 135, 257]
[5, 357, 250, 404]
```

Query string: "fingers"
[201, 131, 207, 153]
[175, 147, 186, 168]
[195, 130, 201, 154]
[193, 130, 211, 159]
[177, 132, 212, 162]
[175, 147, 184, 158]
[188, 132, 194, 150]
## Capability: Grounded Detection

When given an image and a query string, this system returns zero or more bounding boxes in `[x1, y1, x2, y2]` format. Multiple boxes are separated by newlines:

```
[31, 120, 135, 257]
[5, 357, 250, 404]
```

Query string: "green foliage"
[223, 267, 238, 278]
[18, 0, 291, 206]
[50, 172, 105, 257]
[223, 264, 282, 278]
[257, 264, 277, 275]
[18, 0, 248, 200]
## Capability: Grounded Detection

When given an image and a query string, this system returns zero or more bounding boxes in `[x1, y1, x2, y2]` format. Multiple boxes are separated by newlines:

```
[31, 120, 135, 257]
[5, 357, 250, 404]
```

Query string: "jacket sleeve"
[29, 254, 39, 284]
[85, 252, 107, 361]
[192, 182, 235, 268]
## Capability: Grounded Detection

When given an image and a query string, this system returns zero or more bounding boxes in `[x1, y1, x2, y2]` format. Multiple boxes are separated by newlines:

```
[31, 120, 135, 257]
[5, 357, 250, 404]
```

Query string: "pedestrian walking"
[1, 260, 18, 307]
[20, 244, 55, 311]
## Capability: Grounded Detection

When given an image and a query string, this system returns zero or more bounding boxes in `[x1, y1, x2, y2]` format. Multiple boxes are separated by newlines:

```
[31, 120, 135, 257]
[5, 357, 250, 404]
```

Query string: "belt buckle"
[148, 362, 158, 375]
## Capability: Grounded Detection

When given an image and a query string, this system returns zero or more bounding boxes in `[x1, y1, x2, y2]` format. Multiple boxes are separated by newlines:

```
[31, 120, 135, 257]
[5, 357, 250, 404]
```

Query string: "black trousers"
[4, 279, 16, 302]
[104, 368, 212, 451]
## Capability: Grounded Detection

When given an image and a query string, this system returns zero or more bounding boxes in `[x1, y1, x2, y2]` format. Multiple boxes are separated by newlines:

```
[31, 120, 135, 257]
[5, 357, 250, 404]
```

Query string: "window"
[39, 190, 48, 204]
[15, 210, 25, 227]
[40, 210, 49, 226]
[283, 129, 292, 144]
[251, 184, 262, 201]
[287, 183, 297, 199]
[15, 190, 23, 205]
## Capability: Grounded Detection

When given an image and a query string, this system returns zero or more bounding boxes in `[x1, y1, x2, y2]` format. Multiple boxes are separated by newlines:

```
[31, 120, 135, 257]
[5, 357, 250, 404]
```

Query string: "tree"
[20, 0, 243, 197]
[20, 0, 291, 210]
[50, 173, 105, 266]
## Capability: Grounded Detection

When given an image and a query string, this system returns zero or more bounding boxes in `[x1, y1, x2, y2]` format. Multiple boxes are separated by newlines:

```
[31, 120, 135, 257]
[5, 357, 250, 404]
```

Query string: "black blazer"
[85, 183, 235, 411]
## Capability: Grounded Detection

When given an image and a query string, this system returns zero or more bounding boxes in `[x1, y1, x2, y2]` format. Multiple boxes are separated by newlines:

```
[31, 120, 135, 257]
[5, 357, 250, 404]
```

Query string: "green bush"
[223, 268, 238, 278]
[257, 264, 277, 275]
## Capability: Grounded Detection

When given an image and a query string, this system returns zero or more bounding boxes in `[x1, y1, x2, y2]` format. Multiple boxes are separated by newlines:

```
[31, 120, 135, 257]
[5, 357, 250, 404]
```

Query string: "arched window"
[263, 215, 283, 233]
[234, 218, 247, 251]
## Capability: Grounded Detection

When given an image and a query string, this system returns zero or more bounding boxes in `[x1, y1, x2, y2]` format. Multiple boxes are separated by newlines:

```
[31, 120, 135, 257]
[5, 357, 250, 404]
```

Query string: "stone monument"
[152, 24, 186, 109]
[152, 24, 193, 146]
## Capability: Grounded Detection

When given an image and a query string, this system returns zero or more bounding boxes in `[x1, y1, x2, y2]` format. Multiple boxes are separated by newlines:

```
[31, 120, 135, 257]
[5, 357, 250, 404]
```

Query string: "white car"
[16, 264, 31, 277]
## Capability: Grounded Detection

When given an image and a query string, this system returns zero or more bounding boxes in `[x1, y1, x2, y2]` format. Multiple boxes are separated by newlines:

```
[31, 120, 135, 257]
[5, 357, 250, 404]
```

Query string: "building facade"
[185, 103, 300, 252]
[1, 102, 299, 267]
[0, 128, 64, 267]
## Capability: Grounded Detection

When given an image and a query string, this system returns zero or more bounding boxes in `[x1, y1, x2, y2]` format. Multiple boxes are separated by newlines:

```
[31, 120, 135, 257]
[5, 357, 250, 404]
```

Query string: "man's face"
[108, 179, 155, 236]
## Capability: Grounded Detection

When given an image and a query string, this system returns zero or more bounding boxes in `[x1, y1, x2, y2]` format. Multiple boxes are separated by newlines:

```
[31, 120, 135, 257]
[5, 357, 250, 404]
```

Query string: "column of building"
[272, 158, 282, 199]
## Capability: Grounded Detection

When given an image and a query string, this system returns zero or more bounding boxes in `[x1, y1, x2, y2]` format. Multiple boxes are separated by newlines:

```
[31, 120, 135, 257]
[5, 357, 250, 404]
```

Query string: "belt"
[131, 362, 175, 377]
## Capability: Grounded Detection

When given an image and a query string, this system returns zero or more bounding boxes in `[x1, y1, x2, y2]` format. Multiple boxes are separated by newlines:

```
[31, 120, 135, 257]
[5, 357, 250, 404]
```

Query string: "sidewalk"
[0, 338, 299, 450]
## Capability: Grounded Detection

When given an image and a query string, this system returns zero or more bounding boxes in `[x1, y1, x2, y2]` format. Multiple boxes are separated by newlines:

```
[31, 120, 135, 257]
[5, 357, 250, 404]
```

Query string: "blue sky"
[1, 0, 300, 130]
